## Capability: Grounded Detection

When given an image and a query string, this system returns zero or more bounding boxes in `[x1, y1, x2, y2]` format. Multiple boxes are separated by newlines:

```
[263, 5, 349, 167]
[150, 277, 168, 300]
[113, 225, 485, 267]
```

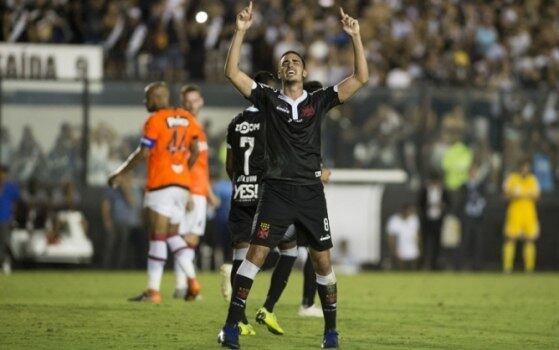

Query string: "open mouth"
[287, 70, 295, 77]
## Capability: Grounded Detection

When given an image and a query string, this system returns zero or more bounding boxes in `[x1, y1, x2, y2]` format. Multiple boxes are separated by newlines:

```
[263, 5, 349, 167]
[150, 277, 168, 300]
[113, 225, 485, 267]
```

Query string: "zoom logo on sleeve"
[235, 122, 260, 134]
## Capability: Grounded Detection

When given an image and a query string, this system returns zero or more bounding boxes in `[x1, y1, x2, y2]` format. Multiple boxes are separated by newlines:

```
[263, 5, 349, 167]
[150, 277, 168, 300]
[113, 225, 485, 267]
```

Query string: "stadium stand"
[1, 0, 558, 270]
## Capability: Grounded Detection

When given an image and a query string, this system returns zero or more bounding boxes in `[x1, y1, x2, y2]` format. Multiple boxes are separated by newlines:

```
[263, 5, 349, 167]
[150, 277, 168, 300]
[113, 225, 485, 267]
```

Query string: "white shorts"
[179, 194, 207, 236]
[143, 187, 189, 225]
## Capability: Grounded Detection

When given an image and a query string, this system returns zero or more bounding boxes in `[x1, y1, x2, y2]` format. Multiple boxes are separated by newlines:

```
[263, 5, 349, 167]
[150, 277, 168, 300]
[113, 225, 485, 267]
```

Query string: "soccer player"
[172, 85, 219, 300]
[502, 159, 540, 273]
[256, 81, 329, 326]
[225, 80, 328, 334]
[108, 82, 201, 304]
[218, 3, 368, 348]
[224, 71, 274, 336]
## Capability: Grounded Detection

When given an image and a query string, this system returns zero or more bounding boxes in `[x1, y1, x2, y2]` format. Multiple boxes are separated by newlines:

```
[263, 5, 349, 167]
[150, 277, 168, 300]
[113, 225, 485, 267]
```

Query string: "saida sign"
[0, 43, 103, 92]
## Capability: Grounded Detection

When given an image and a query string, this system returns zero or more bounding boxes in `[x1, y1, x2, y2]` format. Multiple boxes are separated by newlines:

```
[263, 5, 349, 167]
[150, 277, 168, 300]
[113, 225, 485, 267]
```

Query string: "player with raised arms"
[223, 78, 330, 337]
[108, 82, 201, 304]
[218, 2, 368, 348]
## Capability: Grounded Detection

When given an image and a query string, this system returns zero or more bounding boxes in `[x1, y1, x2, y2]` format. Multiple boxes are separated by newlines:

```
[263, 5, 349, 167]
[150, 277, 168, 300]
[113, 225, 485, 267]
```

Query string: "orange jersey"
[189, 118, 210, 196]
[141, 108, 201, 191]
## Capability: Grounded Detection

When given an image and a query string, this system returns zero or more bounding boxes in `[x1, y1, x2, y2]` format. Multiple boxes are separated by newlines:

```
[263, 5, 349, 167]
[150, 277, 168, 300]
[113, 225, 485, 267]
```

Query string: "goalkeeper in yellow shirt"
[502, 159, 540, 273]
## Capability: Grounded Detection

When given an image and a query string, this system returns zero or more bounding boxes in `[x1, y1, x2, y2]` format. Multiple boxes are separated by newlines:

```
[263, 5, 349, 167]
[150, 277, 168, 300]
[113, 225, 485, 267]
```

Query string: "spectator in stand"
[441, 107, 472, 190]
[49, 180, 86, 245]
[11, 126, 46, 182]
[0, 165, 20, 275]
[418, 171, 451, 270]
[456, 164, 487, 271]
[17, 178, 50, 231]
[0, 128, 13, 165]
[1, 1, 558, 87]
[46, 123, 82, 183]
[386, 203, 420, 270]
[529, 131, 556, 193]
[101, 171, 143, 269]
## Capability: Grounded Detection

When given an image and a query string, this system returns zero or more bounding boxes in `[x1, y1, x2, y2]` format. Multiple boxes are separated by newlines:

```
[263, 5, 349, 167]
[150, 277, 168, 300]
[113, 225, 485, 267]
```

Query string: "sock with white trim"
[263, 246, 297, 312]
[147, 239, 167, 291]
[316, 270, 337, 332]
[167, 235, 196, 278]
[226, 259, 260, 326]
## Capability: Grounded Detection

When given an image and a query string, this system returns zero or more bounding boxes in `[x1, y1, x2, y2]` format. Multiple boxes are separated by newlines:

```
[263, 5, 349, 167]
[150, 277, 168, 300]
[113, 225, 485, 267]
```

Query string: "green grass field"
[1, 271, 558, 349]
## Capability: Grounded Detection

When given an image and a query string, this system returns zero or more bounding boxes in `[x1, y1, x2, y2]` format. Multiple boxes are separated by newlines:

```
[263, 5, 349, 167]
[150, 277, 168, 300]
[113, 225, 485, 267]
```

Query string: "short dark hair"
[253, 71, 275, 85]
[401, 203, 414, 213]
[428, 170, 442, 182]
[303, 80, 323, 93]
[518, 157, 532, 169]
[180, 84, 202, 96]
[145, 81, 167, 94]
[280, 51, 306, 68]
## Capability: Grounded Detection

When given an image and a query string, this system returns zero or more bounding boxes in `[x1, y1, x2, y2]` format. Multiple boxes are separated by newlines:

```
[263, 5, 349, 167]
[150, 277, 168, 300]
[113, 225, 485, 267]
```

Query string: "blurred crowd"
[0, 120, 230, 269]
[2, 0, 559, 271]
[3, 0, 559, 88]
[323, 88, 559, 193]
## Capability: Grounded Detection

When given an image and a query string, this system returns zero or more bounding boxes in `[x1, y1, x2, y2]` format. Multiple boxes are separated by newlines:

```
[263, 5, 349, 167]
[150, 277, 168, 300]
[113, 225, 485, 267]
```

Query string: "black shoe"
[322, 329, 339, 349]
[217, 324, 240, 349]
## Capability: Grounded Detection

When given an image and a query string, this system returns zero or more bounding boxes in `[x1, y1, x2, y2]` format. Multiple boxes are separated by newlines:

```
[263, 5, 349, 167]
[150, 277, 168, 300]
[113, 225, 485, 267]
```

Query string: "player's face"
[278, 53, 306, 83]
[182, 91, 204, 116]
[520, 162, 531, 176]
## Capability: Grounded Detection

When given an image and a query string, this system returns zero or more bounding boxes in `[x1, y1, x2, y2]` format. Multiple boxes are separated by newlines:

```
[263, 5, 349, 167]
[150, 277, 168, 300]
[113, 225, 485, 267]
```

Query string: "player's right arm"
[226, 148, 234, 181]
[108, 146, 149, 187]
[224, 1, 255, 98]
[109, 115, 157, 187]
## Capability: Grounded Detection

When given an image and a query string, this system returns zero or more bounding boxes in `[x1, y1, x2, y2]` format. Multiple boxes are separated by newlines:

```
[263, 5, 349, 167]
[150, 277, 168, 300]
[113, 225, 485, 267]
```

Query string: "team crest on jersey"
[257, 222, 270, 239]
[166, 116, 189, 128]
[235, 121, 260, 134]
[171, 164, 184, 173]
[301, 104, 315, 118]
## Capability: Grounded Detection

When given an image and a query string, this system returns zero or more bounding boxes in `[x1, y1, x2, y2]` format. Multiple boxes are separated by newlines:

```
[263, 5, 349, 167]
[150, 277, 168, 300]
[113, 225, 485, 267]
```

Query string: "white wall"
[4, 104, 239, 151]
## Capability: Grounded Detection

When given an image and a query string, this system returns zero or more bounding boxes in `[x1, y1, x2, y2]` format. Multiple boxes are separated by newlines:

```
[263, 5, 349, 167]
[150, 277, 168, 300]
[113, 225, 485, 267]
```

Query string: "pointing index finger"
[340, 7, 345, 18]
[249, 1, 253, 13]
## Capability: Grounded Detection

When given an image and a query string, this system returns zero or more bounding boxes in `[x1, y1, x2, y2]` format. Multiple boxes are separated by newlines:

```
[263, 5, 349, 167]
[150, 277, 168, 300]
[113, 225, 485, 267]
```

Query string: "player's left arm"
[320, 167, 332, 183]
[525, 177, 541, 201]
[335, 8, 369, 103]
[188, 139, 200, 169]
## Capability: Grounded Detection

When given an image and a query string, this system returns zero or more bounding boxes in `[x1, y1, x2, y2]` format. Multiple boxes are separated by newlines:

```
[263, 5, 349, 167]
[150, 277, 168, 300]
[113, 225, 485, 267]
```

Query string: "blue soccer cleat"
[321, 329, 339, 349]
[217, 324, 240, 349]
